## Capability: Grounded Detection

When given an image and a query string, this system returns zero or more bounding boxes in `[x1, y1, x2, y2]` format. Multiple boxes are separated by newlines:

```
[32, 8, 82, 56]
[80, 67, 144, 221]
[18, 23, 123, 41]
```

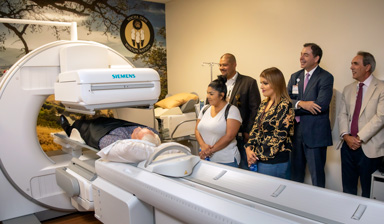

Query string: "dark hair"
[209, 76, 227, 101]
[304, 43, 323, 64]
[357, 51, 376, 73]
[133, 19, 142, 30]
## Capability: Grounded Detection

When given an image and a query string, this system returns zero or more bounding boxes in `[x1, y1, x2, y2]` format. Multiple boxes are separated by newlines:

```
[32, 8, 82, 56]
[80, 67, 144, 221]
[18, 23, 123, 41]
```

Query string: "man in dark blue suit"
[287, 43, 334, 188]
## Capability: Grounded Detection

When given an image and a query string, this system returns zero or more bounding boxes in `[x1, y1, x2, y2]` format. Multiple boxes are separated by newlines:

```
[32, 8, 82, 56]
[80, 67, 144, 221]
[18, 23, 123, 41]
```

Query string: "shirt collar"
[227, 72, 238, 85]
[305, 65, 318, 76]
[360, 74, 373, 87]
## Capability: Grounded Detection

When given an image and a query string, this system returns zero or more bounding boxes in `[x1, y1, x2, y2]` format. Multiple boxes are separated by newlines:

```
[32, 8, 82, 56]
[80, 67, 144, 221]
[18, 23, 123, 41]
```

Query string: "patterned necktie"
[350, 83, 364, 136]
[304, 73, 310, 92]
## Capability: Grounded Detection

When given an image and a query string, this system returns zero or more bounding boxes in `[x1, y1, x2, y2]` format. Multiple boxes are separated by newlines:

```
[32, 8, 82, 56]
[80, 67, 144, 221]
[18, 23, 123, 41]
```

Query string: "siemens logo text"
[112, 74, 136, 79]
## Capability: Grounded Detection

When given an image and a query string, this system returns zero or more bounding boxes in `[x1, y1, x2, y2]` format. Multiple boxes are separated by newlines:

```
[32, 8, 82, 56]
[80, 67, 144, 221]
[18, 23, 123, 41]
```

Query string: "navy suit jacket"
[287, 66, 334, 148]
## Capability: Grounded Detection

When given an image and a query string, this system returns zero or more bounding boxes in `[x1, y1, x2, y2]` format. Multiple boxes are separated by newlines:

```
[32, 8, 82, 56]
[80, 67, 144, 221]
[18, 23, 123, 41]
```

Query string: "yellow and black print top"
[244, 97, 294, 164]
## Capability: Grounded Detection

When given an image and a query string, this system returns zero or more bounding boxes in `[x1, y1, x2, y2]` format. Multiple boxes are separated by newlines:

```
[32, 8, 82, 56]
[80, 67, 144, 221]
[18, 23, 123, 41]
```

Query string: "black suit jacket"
[287, 66, 334, 148]
[72, 117, 142, 149]
[225, 73, 261, 134]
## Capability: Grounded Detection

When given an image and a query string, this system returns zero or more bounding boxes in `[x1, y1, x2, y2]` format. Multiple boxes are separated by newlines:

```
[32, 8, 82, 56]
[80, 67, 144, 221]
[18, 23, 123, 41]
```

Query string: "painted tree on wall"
[1, 0, 167, 151]
[0, 0, 167, 99]
[0, 0, 168, 97]
[133, 26, 167, 100]
[0, 0, 147, 55]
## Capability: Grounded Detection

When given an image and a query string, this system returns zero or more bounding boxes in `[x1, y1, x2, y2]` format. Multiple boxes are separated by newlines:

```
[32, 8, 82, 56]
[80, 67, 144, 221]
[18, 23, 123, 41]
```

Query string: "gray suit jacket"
[338, 76, 384, 158]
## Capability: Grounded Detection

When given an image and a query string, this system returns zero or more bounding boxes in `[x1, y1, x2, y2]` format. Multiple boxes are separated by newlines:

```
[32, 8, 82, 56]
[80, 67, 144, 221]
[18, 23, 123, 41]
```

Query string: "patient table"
[95, 155, 384, 224]
[51, 131, 384, 224]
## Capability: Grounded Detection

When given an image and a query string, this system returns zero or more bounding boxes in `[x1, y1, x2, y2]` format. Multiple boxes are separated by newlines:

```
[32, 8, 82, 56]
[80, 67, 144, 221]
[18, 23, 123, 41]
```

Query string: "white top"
[131, 29, 136, 39]
[197, 103, 242, 163]
[140, 29, 145, 40]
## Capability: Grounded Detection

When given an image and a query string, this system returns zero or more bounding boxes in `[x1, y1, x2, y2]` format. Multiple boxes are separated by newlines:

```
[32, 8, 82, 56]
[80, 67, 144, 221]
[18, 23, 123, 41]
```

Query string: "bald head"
[220, 53, 237, 64]
[132, 127, 161, 146]
[219, 53, 237, 79]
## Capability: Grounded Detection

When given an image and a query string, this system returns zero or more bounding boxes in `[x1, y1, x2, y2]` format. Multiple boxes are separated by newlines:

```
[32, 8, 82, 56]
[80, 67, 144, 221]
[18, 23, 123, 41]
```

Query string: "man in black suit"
[219, 53, 261, 169]
[287, 43, 334, 187]
[60, 116, 161, 150]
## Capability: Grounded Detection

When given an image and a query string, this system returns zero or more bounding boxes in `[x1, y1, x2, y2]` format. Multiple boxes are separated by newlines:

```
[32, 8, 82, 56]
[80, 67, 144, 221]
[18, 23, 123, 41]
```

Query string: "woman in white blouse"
[195, 76, 242, 167]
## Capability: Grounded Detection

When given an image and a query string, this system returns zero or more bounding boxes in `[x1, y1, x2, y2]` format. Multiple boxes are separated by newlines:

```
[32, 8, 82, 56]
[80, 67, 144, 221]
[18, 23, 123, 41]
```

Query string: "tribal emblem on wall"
[120, 14, 155, 54]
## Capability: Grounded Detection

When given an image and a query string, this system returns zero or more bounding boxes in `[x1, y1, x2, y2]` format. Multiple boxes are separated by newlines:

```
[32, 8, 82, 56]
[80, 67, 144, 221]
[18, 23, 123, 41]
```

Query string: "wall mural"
[0, 0, 166, 151]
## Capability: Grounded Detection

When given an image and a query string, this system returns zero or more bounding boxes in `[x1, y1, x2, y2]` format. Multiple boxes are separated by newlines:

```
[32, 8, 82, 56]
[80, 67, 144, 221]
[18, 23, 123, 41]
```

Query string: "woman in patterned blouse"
[244, 67, 294, 179]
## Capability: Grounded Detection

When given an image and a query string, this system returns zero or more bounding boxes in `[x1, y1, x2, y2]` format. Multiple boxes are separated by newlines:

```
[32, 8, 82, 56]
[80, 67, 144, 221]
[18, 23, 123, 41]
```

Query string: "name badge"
[292, 85, 299, 94]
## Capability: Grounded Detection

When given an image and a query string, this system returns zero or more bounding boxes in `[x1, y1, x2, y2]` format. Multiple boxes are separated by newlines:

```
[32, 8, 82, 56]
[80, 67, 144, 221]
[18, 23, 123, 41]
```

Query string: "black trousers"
[237, 135, 249, 170]
[341, 142, 382, 198]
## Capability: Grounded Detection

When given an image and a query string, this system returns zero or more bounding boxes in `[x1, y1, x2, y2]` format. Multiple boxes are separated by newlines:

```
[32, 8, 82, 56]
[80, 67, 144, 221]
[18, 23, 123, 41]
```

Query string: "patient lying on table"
[60, 115, 161, 150]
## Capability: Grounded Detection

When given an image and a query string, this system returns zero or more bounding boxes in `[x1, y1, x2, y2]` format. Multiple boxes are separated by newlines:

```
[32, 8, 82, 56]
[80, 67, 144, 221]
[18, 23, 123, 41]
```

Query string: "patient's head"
[131, 127, 161, 146]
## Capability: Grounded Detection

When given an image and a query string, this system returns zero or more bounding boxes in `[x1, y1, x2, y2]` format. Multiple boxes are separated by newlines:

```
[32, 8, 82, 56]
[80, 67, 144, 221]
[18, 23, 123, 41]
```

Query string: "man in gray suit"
[338, 51, 384, 198]
[287, 43, 334, 187]
[219, 53, 261, 169]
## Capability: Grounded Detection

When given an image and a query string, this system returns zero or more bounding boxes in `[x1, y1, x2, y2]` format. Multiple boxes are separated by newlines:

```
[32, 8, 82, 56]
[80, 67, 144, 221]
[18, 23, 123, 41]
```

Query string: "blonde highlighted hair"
[260, 67, 291, 105]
